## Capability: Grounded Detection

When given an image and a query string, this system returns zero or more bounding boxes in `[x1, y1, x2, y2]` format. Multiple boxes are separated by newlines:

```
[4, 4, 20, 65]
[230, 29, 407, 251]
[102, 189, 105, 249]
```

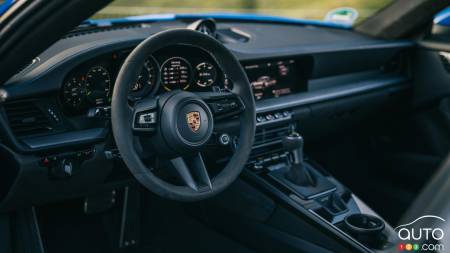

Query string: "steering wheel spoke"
[132, 97, 158, 132]
[171, 156, 198, 191]
[170, 153, 212, 192]
[191, 153, 213, 190]
[195, 91, 245, 120]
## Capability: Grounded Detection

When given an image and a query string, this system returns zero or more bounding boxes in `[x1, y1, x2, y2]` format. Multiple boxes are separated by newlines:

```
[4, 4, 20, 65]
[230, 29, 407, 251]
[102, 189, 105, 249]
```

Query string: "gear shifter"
[268, 131, 336, 200]
[283, 132, 316, 186]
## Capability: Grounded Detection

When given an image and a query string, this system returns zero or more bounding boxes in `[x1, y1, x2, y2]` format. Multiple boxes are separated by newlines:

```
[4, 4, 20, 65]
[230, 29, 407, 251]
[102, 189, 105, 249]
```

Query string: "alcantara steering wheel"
[111, 29, 256, 201]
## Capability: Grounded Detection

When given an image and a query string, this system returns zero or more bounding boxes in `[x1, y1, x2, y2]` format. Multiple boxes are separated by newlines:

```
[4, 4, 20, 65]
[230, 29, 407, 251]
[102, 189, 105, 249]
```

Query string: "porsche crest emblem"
[186, 111, 201, 132]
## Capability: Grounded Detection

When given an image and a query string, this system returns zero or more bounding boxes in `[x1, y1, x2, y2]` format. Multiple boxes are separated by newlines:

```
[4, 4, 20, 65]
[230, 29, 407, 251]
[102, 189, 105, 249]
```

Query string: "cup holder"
[344, 213, 385, 234]
[343, 213, 386, 248]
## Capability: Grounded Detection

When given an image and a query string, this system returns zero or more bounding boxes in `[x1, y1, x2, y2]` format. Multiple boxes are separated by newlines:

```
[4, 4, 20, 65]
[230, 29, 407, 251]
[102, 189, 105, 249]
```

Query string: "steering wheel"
[111, 29, 256, 201]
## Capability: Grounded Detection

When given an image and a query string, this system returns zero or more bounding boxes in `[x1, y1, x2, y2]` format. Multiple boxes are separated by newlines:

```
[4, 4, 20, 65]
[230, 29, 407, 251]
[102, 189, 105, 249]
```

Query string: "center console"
[244, 122, 398, 252]
[230, 51, 409, 252]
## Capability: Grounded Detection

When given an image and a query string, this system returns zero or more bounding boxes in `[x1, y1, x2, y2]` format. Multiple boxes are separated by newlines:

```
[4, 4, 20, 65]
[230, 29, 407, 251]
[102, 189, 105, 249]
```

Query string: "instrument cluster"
[61, 45, 227, 113]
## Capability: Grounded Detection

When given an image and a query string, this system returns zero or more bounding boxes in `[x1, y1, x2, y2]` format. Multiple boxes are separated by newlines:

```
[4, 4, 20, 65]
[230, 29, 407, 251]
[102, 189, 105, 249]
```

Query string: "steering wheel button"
[208, 102, 224, 114]
[219, 133, 231, 145]
[138, 112, 156, 124]
[216, 104, 224, 112]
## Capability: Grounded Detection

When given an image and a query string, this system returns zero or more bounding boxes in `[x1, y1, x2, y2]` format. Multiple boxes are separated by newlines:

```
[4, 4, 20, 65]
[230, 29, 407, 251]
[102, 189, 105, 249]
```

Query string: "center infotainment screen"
[244, 58, 306, 101]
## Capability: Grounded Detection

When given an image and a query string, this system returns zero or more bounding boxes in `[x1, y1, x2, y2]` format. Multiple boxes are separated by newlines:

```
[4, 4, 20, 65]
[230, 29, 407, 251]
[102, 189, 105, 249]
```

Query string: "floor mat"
[139, 194, 256, 253]
[36, 192, 256, 253]
[36, 200, 113, 253]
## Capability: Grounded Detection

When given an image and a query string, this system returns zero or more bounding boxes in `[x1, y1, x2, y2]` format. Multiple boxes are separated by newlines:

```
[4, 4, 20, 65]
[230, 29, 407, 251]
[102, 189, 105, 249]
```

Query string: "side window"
[0, 0, 14, 16]
[435, 7, 450, 26]
[432, 7, 450, 41]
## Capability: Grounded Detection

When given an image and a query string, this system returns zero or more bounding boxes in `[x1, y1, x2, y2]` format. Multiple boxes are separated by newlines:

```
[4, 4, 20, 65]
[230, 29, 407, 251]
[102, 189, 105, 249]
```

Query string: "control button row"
[40, 148, 95, 179]
[207, 97, 244, 119]
[248, 151, 289, 171]
[256, 110, 291, 124]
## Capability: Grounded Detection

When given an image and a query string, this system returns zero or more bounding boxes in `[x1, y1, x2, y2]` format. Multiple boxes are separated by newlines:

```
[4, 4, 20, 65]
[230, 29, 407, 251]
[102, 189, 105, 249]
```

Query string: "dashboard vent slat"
[253, 125, 291, 148]
[3, 101, 53, 137]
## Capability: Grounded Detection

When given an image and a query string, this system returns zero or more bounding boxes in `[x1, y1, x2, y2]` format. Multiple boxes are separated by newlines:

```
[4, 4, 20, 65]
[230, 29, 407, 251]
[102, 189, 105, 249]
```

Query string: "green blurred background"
[94, 0, 392, 24]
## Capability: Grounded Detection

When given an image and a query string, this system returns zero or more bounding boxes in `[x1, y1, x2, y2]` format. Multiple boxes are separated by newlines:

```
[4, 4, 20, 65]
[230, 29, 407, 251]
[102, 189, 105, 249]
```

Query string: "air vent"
[3, 101, 53, 137]
[253, 124, 292, 148]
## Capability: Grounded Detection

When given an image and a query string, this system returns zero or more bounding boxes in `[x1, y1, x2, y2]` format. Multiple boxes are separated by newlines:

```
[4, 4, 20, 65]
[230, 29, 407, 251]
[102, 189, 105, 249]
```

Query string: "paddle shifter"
[283, 132, 316, 186]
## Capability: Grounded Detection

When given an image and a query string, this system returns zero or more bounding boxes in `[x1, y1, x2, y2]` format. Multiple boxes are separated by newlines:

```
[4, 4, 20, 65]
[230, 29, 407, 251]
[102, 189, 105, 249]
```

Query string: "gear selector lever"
[269, 132, 336, 200]
[283, 132, 316, 186]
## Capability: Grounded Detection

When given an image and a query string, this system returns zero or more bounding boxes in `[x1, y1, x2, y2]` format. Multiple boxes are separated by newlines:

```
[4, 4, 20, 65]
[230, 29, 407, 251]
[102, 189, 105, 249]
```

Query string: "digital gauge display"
[160, 57, 192, 91]
[195, 62, 217, 87]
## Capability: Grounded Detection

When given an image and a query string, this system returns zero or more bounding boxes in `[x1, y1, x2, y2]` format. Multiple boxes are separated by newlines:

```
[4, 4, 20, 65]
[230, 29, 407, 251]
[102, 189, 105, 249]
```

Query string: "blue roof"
[85, 13, 352, 29]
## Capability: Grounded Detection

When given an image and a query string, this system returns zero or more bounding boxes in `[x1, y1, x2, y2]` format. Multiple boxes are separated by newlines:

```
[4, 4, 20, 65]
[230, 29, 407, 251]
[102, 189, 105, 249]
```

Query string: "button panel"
[247, 151, 289, 171]
[256, 110, 292, 126]
[207, 97, 244, 118]
[40, 148, 95, 179]
[134, 110, 157, 131]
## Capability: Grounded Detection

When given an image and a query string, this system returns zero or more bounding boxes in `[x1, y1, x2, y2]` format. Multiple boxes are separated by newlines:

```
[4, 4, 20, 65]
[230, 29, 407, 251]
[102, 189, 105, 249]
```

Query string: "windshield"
[94, 0, 392, 26]
[0, 0, 15, 16]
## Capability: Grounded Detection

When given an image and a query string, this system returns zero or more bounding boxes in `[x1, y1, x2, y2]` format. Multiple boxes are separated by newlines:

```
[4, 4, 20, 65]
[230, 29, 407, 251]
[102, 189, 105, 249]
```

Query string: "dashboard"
[0, 20, 412, 145]
[0, 19, 413, 211]
[61, 45, 227, 114]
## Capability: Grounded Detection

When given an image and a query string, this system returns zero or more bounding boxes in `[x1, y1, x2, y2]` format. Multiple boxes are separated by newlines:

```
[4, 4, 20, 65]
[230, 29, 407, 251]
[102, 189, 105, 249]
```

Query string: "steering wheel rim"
[111, 29, 255, 201]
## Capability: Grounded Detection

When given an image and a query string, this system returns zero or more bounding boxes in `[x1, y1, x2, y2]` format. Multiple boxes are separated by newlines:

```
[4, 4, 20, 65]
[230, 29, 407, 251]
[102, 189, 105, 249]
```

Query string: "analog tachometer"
[130, 56, 159, 98]
[62, 76, 86, 110]
[85, 66, 111, 105]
